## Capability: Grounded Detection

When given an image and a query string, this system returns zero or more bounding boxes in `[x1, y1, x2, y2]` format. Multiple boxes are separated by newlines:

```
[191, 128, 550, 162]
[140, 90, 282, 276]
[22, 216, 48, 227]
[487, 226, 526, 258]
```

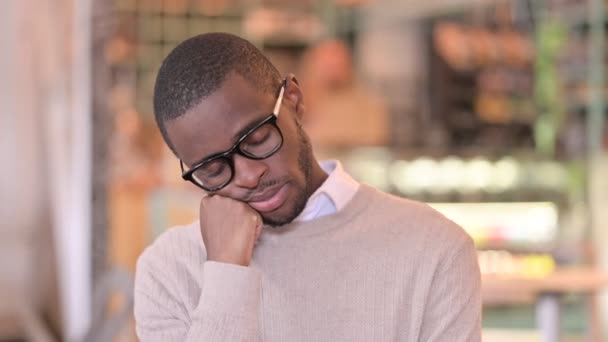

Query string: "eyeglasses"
[180, 81, 286, 191]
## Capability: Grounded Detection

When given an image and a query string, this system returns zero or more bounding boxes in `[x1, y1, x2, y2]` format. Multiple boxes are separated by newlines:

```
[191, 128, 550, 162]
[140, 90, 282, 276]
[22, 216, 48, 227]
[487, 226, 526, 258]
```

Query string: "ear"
[284, 73, 305, 121]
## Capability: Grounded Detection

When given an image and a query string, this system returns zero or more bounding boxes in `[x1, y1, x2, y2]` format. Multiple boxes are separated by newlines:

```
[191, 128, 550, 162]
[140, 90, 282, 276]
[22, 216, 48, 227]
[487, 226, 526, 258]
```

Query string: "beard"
[262, 122, 314, 227]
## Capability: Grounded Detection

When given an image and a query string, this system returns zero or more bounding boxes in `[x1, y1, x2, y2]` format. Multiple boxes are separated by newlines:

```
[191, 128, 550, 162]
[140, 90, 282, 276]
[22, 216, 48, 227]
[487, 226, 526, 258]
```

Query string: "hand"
[199, 195, 263, 266]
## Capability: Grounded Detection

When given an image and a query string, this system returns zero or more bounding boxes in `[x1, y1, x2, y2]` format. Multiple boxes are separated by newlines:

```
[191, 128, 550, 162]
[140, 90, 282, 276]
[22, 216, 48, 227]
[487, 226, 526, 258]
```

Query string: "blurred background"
[2, 0, 608, 340]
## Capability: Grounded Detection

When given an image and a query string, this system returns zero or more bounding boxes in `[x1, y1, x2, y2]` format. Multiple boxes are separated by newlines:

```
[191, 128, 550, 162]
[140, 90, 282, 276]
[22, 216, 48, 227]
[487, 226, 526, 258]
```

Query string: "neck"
[261, 184, 372, 240]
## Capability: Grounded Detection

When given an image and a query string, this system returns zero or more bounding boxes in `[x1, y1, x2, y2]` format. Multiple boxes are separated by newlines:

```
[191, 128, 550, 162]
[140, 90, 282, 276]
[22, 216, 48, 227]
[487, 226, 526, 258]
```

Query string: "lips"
[248, 183, 289, 213]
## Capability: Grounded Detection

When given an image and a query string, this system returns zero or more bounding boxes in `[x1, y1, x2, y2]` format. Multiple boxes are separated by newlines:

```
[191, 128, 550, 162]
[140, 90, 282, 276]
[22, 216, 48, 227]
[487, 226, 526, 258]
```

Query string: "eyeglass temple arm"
[273, 84, 285, 116]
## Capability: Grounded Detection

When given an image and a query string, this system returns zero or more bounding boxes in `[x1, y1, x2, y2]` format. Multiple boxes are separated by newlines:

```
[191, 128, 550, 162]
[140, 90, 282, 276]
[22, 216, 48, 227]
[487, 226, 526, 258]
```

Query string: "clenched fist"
[199, 195, 263, 266]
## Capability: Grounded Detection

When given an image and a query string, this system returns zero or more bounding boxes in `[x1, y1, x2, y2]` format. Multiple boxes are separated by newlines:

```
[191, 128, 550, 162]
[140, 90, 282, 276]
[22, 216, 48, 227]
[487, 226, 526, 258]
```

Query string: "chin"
[261, 175, 310, 227]
[262, 218, 291, 228]
[261, 210, 298, 228]
[261, 199, 306, 227]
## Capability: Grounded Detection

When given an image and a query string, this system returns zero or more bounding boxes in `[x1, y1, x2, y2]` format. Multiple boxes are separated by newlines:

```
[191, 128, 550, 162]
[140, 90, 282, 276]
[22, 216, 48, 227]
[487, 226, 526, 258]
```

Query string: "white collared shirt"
[294, 160, 360, 222]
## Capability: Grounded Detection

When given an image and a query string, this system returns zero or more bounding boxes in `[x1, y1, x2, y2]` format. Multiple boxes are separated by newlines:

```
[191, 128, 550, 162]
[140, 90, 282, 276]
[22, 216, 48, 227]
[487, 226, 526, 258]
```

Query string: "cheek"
[270, 116, 308, 178]
[266, 136, 301, 177]
[282, 129, 304, 162]
[268, 149, 298, 177]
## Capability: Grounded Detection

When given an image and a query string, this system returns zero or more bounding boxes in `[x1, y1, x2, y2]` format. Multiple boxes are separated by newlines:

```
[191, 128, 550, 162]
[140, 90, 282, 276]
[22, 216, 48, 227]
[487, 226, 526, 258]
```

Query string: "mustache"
[242, 176, 289, 202]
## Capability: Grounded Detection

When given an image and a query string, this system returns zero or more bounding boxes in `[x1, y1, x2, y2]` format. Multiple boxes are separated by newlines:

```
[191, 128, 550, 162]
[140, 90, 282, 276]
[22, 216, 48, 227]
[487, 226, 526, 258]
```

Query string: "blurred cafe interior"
[3, 0, 608, 340]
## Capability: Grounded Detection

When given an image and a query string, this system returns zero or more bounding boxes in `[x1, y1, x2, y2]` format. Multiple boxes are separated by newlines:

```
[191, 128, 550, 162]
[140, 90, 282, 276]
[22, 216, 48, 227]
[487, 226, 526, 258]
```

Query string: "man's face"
[165, 73, 315, 226]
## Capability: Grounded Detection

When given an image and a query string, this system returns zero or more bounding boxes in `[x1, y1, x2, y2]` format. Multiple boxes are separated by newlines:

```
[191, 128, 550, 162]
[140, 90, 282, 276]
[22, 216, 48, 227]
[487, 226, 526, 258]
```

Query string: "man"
[135, 32, 481, 341]
[299, 39, 390, 148]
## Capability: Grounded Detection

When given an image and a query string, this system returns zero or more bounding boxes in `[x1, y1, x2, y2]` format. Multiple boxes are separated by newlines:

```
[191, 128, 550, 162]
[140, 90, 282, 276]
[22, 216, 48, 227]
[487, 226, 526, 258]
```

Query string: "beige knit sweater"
[134, 185, 481, 341]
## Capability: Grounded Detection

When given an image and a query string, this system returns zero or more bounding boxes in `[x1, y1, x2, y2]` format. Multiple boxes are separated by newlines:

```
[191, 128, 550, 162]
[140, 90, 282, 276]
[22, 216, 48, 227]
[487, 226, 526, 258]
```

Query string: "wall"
[0, 0, 57, 337]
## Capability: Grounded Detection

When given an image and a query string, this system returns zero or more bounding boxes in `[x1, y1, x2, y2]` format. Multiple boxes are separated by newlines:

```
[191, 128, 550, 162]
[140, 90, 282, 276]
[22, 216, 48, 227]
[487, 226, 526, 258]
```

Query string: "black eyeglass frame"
[179, 80, 286, 191]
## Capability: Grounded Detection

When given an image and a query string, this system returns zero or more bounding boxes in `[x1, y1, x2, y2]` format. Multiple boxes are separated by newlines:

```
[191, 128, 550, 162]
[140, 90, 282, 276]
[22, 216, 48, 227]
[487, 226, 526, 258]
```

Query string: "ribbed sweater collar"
[259, 184, 377, 241]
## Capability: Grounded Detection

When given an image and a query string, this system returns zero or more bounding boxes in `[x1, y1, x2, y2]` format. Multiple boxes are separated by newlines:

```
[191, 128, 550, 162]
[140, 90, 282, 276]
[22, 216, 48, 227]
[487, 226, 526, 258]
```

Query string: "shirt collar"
[310, 160, 360, 212]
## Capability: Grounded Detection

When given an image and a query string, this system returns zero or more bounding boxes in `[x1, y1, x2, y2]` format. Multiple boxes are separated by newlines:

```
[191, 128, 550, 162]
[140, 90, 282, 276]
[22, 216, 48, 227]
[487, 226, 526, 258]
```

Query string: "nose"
[231, 154, 268, 189]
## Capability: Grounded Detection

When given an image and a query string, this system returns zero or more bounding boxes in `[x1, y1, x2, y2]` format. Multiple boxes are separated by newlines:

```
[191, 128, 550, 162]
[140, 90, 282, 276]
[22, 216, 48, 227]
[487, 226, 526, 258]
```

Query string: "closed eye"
[242, 125, 271, 147]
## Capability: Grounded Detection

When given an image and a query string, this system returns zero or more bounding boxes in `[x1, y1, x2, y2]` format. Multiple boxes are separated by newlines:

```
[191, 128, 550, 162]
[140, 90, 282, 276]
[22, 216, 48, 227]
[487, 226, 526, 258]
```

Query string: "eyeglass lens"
[191, 122, 281, 189]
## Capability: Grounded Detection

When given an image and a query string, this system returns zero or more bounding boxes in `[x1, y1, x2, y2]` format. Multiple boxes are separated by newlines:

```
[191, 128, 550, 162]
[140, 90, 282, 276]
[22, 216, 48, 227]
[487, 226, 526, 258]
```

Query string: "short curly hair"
[153, 32, 282, 155]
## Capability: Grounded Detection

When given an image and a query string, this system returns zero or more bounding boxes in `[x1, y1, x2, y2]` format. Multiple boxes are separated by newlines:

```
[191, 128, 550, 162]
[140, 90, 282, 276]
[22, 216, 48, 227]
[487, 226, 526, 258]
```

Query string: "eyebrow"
[232, 115, 267, 142]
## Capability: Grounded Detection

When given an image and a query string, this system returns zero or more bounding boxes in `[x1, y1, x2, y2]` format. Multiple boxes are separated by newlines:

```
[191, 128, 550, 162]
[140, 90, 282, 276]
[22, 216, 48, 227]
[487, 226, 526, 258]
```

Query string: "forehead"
[165, 74, 275, 164]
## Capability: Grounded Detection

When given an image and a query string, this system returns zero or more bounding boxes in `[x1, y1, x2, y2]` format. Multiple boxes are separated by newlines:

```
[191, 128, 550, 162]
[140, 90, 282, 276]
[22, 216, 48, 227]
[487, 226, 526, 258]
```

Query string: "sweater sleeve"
[134, 243, 263, 342]
[418, 236, 482, 342]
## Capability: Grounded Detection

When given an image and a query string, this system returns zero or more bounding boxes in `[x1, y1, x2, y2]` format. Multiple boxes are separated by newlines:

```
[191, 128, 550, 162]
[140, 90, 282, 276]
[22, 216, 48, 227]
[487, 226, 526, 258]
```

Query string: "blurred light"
[436, 156, 466, 192]
[430, 202, 558, 248]
[345, 148, 392, 191]
[489, 157, 520, 192]
[104, 36, 133, 65]
[478, 251, 555, 277]
[404, 158, 438, 194]
[388, 160, 409, 194]
[463, 157, 493, 192]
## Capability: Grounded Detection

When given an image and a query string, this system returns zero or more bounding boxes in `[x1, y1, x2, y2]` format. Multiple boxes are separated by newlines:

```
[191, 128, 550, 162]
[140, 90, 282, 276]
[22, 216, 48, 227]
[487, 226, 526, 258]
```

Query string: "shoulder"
[360, 186, 473, 254]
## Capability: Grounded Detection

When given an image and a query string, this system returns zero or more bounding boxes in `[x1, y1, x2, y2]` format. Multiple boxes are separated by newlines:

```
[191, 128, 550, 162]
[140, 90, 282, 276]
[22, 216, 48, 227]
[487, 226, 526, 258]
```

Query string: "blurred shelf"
[261, 38, 311, 49]
[482, 267, 608, 306]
